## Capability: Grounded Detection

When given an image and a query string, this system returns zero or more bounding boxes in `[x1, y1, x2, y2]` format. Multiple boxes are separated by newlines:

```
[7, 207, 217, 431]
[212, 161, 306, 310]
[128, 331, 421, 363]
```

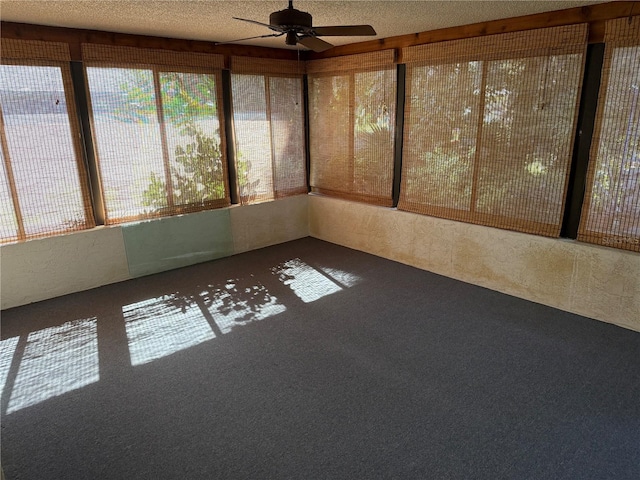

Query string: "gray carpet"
[1, 237, 639, 479]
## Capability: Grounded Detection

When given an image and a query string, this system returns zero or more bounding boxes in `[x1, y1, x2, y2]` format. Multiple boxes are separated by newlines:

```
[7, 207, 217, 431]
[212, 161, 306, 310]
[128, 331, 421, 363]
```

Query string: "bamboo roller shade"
[81, 43, 224, 69]
[307, 50, 397, 206]
[1, 38, 71, 61]
[81, 44, 229, 224]
[230, 56, 307, 205]
[230, 56, 305, 76]
[402, 25, 588, 64]
[0, 39, 95, 243]
[398, 24, 588, 237]
[306, 50, 395, 74]
[578, 16, 640, 252]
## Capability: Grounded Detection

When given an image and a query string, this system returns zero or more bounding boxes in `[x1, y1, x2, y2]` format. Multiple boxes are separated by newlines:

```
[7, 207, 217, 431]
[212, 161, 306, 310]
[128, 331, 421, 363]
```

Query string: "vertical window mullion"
[561, 43, 605, 238]
[73, 61, 106, 225]
[62, 63, 96, 227]
[152, 69, 175, 208]
[0, 107, 26, 241]
[222, 69, 239, 205]
[303, 74, 311, 192]
[392, 63, 406, 208]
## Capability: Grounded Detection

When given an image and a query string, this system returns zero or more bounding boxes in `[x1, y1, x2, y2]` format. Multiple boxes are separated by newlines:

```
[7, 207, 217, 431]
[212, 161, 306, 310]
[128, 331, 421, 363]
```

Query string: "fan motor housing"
[269, 7, 312, 30]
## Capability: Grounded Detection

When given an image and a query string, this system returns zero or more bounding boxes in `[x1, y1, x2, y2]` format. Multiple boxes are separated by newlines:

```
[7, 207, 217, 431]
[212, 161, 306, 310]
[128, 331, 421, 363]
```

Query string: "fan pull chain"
[296, 47, 301, 106]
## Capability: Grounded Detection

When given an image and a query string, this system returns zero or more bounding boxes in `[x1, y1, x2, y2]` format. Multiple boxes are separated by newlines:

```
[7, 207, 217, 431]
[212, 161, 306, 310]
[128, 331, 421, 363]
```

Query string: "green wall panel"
[122, 209, 234, 278]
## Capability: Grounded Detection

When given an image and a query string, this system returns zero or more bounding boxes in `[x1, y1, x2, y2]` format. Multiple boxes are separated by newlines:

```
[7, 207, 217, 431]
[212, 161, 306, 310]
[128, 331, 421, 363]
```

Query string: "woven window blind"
[308, 50, 396, 206]
[0, 39, 94, 244]
[399, 25, 588, 237]
[578, 17, 640, 252]
[82, 44, 228, 224]
[230, 56, 306, 204]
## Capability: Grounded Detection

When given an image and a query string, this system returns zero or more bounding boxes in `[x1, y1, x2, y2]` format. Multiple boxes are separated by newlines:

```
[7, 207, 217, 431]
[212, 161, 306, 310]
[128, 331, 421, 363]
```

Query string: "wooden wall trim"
[0, 21, 299, 62]
[306, 1, 640, 59]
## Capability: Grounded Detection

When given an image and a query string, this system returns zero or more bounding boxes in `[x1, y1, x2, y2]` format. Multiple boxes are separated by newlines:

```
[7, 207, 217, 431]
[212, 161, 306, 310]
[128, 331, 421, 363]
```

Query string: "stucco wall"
[0, 226, 130, 310]
[308, 195, 640, 332]
[0, 195, 309, 310]
[229, 194, 309, 254]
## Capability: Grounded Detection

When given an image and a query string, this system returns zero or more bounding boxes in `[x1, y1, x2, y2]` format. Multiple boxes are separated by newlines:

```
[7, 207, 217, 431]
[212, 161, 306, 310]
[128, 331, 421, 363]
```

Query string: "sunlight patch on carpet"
[318, 266, 361, 288]
[273, 259, 360, 303]
[7, 318, 99, 414]
[201, 277, 286, 334]
[123, 295, 215, 366]
[0, 336, 19, 402]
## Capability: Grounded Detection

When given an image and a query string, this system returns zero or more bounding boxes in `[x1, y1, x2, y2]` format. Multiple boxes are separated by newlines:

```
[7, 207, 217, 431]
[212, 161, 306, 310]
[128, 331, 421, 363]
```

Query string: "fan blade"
[233, 17, 282, 31]
[298, 36, 334, 53]
[313, 25, 376, 36]
[215, 33, 284, 46]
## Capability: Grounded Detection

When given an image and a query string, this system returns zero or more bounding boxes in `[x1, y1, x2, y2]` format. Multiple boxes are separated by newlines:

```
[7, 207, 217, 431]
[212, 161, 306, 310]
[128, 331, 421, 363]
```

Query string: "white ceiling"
[1, 1, 606, 51]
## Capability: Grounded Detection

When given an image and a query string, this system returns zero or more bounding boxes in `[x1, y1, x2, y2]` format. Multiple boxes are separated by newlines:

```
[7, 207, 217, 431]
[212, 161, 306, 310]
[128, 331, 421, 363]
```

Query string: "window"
[399, 25, 588, 237]
[82, 45, 229, 224]
[230, 57, 306, 204]
[307, 51, 397, 206]
[578, 17, 640, 252]
[0, 40, 94, 243]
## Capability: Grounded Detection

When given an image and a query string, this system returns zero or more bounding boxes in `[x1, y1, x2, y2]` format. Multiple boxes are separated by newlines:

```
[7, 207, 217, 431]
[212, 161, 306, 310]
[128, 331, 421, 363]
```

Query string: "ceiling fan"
[222, 0, 377, 52]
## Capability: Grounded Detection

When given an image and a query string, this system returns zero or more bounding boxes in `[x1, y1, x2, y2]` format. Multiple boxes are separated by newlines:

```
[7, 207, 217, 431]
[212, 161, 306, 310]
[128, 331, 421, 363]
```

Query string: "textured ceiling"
[1, 1, 607, 50]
